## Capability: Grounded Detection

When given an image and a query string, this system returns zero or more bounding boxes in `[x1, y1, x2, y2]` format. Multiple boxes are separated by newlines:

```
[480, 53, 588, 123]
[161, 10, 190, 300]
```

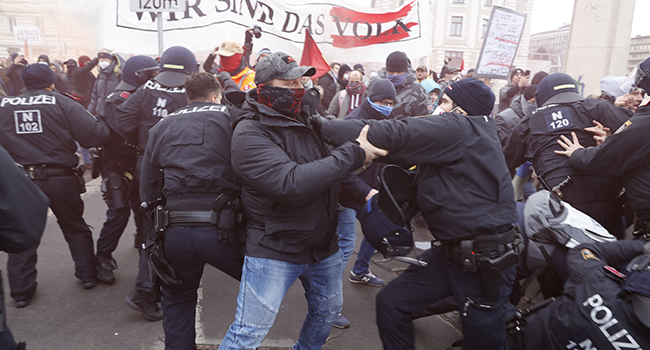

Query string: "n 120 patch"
[14, 110, 43, 134]
[544, 107, 574, 133]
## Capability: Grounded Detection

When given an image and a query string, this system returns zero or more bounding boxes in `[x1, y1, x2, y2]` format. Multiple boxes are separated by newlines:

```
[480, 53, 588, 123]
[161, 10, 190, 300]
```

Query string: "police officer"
[555, 57, 650, 239]
[114, 46, 196, 321]
[140, 72, 244, 350]
[504, 73, 632, 239]
[507, 240, 650, 350]
[0, 64, 110, 303]
[94, 56, 159, 284]
[318, 78, 521, 350]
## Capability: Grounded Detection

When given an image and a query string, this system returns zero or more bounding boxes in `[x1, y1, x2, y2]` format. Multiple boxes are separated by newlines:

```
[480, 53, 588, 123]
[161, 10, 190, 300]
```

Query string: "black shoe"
[97, 265, 116, 284]
[15, 294, 34, 308]
[97, 255, 118, 270]
[125, 290, 163, 321]
[134, 232, 145, 249]
[15, 341, 26, 350]
[83, 280, 96, 289]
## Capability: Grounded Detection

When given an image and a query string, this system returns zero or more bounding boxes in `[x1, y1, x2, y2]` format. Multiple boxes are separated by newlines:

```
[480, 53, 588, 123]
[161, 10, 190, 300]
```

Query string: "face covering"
[433, 106, 446, 115]
[386, 72, 408, 87]
[257, 83, 305, 119]
[98, 61, 111, 70]
[368, 98, 393, 117]
[220, 53, 243, 74]
[346, 82, 363, 94]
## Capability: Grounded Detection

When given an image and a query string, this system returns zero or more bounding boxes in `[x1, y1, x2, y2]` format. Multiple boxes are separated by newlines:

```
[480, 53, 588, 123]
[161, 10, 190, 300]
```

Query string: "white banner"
[474, 6, 526, 80]
[14, 26, 42, 45]
[101, 0, 431, 62]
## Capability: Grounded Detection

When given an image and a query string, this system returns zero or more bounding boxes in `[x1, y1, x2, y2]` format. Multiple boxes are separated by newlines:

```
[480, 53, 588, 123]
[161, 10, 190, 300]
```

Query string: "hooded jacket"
[495, 94, 536, 146]
[224, 88, 365, 264]
[365, 68, 432, 119]
[88, 54, 124, 116]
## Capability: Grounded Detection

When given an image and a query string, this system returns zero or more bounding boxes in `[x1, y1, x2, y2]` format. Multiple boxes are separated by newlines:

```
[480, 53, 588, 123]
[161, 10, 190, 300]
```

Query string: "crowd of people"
[1, 26, 650, 350]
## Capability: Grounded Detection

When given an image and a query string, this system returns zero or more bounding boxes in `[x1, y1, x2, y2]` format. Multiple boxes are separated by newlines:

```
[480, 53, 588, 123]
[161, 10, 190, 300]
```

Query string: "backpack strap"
[338, 90, 347, 110]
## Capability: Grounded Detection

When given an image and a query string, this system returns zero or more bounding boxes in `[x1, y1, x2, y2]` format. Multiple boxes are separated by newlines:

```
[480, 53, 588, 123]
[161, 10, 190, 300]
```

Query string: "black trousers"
[7, 176, 96, 301]
[161, 226, 243, 350]
[376, 247, 516, 350]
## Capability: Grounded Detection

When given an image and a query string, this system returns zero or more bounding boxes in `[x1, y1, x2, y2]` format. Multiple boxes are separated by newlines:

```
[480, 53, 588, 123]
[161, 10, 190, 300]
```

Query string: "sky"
[530, 0, 650, 36]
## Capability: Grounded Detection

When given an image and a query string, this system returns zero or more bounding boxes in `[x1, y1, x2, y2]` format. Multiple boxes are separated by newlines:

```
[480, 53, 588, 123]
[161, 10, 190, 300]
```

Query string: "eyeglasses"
[377, 100, 395, 107]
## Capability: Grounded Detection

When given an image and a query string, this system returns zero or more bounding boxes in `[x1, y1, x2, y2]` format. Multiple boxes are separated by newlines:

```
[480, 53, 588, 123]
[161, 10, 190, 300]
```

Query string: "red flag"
[300, 30, 330, 80]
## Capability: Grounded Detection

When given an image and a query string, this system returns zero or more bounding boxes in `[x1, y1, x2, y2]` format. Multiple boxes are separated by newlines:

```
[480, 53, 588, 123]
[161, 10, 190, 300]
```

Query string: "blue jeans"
[337, 207, 376, 276]
[219, 251, 343, 350]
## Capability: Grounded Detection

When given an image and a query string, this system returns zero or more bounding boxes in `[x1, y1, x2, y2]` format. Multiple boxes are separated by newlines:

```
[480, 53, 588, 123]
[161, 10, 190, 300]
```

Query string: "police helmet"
[624, 243, 650, 328]
[115, 55, 159, 91]
[634, 56, 650, 95]
[154, 46, 198, 87]
[536, 73, 585, 107]
[358, 165, 418, 258]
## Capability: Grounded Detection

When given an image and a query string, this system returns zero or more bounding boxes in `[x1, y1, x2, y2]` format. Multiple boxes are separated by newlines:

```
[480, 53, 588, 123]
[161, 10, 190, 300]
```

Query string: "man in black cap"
[219, 51, 386, 350]
[318, 78, 522, 350]
[114, 46, 196, 321]
[0, 64, 110, 301]
[504, 73, 632, 240]
[367, 51, 432, 119]
[498, 68, 529, 113]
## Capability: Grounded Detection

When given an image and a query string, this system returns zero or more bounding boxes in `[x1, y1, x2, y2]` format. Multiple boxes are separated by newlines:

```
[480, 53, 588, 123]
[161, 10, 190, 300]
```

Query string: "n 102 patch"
[14, 110, 43, 134]
[544, 107, 574, 133]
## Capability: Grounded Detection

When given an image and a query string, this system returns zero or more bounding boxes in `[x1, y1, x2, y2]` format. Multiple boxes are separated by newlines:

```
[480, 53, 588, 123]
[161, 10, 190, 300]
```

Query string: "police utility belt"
[22, 164, 87, 193]
[155, 194, 242, 229]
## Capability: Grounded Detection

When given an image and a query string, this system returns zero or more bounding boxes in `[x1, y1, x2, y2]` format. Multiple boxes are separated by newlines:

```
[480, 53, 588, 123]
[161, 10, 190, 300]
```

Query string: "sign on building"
[14, 26, 42, 45]
[474, 6, 527, 80]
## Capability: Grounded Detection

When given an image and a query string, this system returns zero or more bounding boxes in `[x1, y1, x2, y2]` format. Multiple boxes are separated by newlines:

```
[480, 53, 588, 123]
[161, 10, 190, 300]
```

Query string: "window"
[453, 0, 465, 3]
[482, 18, 489, 38]
[484, 0, 492, 5]
[9, 17, 16, 33]
[445, 51, 464, 68]
[451, 16, 463, 36]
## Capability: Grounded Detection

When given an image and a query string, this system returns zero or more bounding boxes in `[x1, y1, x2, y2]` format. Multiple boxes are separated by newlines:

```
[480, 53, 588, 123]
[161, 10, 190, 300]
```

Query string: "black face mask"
[257, 83, 305, 119]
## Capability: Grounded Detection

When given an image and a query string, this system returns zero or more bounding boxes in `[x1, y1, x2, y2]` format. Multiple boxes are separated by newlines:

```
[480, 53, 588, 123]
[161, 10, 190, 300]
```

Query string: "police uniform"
[140, 101, 244, 349]
[0, 77, 110, 297]
[320, 79, 520, 350]
[505, 90, 631, 238]
[512, 241, 650, 350]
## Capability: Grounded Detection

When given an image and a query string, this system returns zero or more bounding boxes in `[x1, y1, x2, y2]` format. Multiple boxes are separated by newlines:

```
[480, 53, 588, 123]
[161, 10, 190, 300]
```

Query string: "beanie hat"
[510, 68, 524, 81]
[536, 73, 584, 107]
[97, 52, 113, 60]
[386, 51, 408, 72]
[368, 78, 397, 103]
[443, 78, 495, 116]
[38, 55, 50, 64]
[353, 63, 365, 74]
[338, 64, 351, 80]
[21, 63, 56, 90]
[523, 84, 538, 101]
[600, 76, 627, 100]
[531, 71, 548, 85]
[78, 55, 91, 68]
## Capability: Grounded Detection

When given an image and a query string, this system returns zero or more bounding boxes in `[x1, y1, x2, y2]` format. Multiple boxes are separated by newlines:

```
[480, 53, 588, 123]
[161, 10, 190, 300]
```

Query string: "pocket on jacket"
[261, 221, 317, 253]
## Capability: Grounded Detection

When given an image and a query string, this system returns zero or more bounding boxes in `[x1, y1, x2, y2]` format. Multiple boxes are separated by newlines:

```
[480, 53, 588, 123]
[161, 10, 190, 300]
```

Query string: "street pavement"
[1, 178, 462, 350]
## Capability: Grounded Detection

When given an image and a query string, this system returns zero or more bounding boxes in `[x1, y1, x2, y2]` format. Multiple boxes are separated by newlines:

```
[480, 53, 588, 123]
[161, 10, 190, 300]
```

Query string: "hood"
[100, 54, 125, 77]
[600, 76, 627, 100]
[521, 95, 537, 116]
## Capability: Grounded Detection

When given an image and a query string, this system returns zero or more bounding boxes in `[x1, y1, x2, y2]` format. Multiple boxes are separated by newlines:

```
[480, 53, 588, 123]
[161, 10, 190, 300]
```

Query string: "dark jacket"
[88, 54, 124, 116]
[365, 70, 432, 119]
[114, 79, 188, 150]
[71, 58, 98, 108]
[140, 101, 241, 207]
[320, 113, 518, 242]
[51, 62, 71, 93]
[569, 103, 650, 219]
[6, 63, 26, 96]
[521, 241, 649, 350]
[503, 98, 631, 186]
[101, 88, 139, 164]
[318, 72, 337, 110]
[225, 88, 365, 264]
[498, 82, 522, 113]
[495, 94, 536, 146]
[0, 89, 110, 167]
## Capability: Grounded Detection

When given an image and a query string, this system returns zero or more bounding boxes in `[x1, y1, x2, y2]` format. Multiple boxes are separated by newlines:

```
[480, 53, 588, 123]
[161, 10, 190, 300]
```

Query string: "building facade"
[528, 24, 569, 68]
[628, 35, 650, 73]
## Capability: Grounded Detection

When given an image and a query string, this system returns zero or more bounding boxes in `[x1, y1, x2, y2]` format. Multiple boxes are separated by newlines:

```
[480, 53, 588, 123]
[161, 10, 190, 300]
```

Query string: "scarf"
[346, 82, 367, 114]
[257, 83, 305, 119]
[386, 72, 408, 87]
[368, 98, 393, 117]
[221, 53, 244, 74]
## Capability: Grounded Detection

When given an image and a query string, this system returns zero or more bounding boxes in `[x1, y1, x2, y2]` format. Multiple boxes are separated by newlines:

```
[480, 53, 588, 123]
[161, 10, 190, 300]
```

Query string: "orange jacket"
[232, 67, 256, 91]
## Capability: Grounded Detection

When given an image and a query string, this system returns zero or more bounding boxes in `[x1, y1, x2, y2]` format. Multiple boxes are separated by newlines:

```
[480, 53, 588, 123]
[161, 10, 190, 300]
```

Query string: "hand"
[356, 125, 388, 163]
[518, 75, 530, 88]
[365, 189, 379, 202]
[212, 47, 219, 56]
[554, 132, 584, 158]
[584, 120, 611, 145]
[614, 94, 633, 109]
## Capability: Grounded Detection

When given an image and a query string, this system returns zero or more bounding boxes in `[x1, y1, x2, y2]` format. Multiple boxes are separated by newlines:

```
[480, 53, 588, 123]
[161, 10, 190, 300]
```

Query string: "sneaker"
[333, 314, 350, 329]
[349, 270, 385, 287]
[125, 290, 163, 321]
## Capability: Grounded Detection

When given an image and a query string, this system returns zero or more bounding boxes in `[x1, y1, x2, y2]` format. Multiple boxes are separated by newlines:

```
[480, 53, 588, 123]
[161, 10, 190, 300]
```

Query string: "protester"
[88, 50, 124, 117]
[68, 55, 98, 108]
[48, 62, 71, 93]
[326, 70, 366, 119]
[218, 51, 385, 350]
[498, 68, 529, 113]
[337, 63, 352, 90]
[420, 78, 441, 109]
[318, 62, 339, 109]
[494, 84, 537, 146]
[415, 65, 428, 82]
[6, 53, 27, 96]
[209, 39, 256, 91]
[437, 65, 460, 92]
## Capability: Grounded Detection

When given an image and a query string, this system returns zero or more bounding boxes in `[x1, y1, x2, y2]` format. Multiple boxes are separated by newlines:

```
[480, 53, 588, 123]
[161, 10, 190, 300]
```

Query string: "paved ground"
[2, 177, 463, 350]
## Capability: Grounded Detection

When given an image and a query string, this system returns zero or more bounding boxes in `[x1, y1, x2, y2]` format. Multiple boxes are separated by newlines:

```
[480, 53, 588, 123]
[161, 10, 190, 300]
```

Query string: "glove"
[308, 115, 325, 138]
[216, 72, 239, 93]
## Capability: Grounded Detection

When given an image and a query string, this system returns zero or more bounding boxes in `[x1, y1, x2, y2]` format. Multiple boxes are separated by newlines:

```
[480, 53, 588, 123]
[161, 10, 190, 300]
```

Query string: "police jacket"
[101, 88, 139, 162]
[522, 241, 649, 350]
[504, 98, 631, 186]
[320, 113, 518, 242]
[114, 79, 188, 150]
[88, 54, 123, 116]
[225, 88, 366, 264]
[140, 101, 241, 207]
[568, 103, 650, 220]
[0, 89, 110, 167]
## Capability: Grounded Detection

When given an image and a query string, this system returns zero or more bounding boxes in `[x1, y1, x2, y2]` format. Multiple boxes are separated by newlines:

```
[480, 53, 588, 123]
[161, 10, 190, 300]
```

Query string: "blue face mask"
[368, 98, 394, 117]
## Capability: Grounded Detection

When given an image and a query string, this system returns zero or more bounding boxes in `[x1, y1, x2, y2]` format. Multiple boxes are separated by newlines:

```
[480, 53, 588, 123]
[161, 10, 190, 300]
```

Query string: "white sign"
[104, 0, 431, 62]
[130, 0, 187, 12]
[13, 26, 42, 45]
[474, 6, 527, 80]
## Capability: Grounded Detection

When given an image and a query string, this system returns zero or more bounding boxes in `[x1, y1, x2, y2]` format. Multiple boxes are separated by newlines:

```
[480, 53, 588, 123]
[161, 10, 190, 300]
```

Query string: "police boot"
[124, 290, 163, 321]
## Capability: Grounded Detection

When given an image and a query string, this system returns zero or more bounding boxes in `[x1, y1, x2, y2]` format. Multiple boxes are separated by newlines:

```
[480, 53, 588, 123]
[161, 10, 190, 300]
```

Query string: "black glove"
[308, 115, 325, 138]
[217, 72, 240, 93]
